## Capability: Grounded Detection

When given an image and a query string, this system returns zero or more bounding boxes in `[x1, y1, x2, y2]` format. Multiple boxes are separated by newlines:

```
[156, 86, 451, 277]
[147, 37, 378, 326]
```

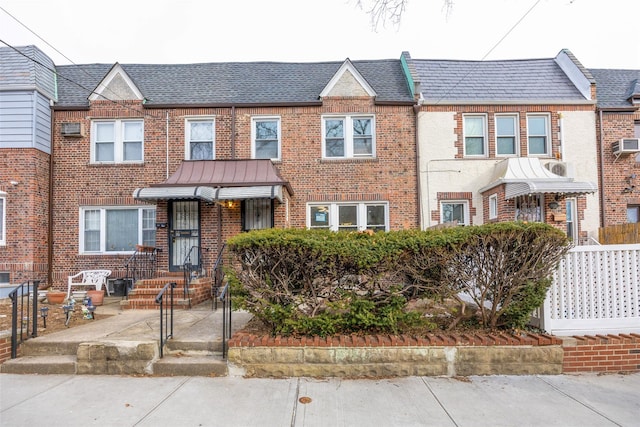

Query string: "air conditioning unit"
[612, 138, 640, 155]
[61, 122, 85, 137]
[545, 161, 573, 178]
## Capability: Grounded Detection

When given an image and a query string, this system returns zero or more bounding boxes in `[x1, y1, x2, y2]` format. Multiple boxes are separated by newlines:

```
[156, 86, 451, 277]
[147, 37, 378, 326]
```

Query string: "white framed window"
[527, 114, 550, 155]
[80, 206, 156, 254]
[307, 202, 388, 231]
[566, 198, 577, 240]
[489, 194, 498, 219]
[91, 119, 143, 163]
[251, 117, 281, 160]
[463, 114, 487, 156]
[441, 201, 469, 226]
[495, 114, 518, 156]
[322, 115, 375, 158]
[0, 192, 5, 246]
[185, 118, 215, 160]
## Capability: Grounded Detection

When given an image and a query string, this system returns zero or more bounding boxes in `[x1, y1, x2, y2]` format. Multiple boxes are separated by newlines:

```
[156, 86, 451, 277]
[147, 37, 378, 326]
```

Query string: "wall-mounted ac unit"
[545, 161, 574, 178]
[612, 138, 640, 155]
[61, 122, 85, 137]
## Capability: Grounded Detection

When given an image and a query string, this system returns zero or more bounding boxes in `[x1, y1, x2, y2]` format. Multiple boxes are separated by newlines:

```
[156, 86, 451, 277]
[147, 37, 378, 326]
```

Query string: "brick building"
[589, 68, 640, 225]
[404, 50, 601, 243]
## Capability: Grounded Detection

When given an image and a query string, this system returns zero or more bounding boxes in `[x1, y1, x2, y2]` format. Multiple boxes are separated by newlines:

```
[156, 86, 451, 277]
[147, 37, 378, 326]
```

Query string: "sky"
[0, 0, 639, 69]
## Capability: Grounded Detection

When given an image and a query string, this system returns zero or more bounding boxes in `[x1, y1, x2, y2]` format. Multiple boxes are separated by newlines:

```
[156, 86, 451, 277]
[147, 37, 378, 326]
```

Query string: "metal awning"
[505, 181, 598, 199]
[133, 186, 216, 202]
[480, 157, 598, 199]
[132, 185, 284, 202]
[132, 159, 292, 203]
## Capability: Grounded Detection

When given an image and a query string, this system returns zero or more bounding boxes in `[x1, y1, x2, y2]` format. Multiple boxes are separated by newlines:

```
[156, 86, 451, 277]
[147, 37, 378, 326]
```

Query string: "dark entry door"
[169, 201, 199, 272]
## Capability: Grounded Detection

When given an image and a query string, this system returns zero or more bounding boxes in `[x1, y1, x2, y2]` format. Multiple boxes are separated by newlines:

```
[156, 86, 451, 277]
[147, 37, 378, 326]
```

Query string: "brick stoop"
[120, 276, 213, 310]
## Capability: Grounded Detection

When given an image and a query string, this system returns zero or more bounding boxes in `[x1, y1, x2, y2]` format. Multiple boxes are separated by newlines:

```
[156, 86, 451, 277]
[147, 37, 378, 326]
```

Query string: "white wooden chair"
[67, 269, 112, 300]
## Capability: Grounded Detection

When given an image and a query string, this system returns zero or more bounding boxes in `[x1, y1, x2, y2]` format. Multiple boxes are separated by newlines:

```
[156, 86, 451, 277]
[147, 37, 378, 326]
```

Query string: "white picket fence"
[541, 244, 640, 336]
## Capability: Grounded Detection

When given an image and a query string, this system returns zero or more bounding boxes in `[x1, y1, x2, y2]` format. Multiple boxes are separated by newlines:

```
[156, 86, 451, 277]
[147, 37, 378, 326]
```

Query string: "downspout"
[231, 106, 236, 159]
[413, 103, 424, 229]
[47, 102, 54, 288]
[598, 109, 606, 227]
[165, 112, 169, 179]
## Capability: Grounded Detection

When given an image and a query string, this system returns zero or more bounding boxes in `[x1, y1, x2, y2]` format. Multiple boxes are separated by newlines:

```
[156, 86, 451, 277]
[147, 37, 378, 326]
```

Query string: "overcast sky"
[1, 0, 638, 69]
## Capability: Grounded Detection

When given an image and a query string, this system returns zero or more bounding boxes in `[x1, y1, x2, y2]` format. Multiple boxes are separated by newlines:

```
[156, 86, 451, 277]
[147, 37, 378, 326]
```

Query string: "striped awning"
[505, 181, 598, 199]
[133, 185, 284, 202]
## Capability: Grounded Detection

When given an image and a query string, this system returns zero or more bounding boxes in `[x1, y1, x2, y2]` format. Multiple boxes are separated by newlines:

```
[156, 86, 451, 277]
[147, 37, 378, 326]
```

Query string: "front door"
[169, 201, 200, 272]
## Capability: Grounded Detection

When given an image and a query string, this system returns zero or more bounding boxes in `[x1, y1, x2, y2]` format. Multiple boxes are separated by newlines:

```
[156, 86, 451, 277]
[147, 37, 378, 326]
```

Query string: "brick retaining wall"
[561, 334, 640, 373]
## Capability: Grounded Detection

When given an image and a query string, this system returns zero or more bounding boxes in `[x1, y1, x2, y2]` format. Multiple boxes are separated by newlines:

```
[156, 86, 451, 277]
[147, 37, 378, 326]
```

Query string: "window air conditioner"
[61, 122, 85, 137]
[545, 161, 573, 178]
[612, 138, 640, 155]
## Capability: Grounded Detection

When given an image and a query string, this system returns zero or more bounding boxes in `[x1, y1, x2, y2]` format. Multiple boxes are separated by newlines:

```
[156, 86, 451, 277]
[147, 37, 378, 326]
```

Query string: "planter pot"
[47, 292, 66, 304]
[86, 289, 105, 306]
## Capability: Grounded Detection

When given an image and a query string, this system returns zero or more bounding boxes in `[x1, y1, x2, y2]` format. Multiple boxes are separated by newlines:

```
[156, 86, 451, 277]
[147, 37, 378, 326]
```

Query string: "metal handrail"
[219, 280, 232, 359]
[182, 245, 207, 308]
[211, 243, 226, 310]
[9, 280, 40, 359]
[124, 245, 159, 296]
[155, 282, 176, 358]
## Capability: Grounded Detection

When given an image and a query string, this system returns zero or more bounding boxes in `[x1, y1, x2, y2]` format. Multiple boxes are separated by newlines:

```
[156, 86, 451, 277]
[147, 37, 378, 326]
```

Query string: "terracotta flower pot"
[86, 289, 105, 306]
[47, 291, 66, 305]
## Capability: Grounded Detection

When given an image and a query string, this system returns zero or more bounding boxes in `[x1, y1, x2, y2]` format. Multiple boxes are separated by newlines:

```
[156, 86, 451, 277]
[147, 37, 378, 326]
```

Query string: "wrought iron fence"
[8, 280, 40, 359]
[155, 282, 176, 358]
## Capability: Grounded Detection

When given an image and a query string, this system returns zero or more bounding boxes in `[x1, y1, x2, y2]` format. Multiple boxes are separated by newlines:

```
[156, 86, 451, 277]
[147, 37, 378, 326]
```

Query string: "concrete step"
[166, 338, 223, 353]
[152, 352, 227, 377]
[0, 355, 77, 374]
[21, 339, 80, 356]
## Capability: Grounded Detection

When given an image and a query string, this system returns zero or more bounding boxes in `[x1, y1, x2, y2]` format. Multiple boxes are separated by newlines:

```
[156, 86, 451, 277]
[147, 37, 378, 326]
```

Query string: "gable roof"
[589, 68, 640, 110]
[54, 59, 414, 108]
[409, 55, 591, 104]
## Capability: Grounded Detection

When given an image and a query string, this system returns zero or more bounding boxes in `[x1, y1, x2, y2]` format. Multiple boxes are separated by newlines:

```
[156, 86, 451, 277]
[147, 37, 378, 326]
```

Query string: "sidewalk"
[1, 372, 638, 426]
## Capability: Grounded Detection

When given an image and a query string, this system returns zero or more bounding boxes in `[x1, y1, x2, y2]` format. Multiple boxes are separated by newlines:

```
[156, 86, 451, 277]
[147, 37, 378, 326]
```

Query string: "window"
[515, 195, 542, 222]
[527, 115, 550, 155]
[186, 118, 215, 160]
[628, 205, 640, 223]
[635, 121, 640, 163]
[0, 193, 5, 245]
[80, 207, 156, 253]
[252, 117, 280, 160]
[307, 202, 388, 231]
[322, 115, 374, 158]
[463, 115, 486, 156]
[495, 115, 518, 155]
[566, 198, 577, 241]
[92, 120, 143, 163]
[489, 194, 498, 219]
[441, 201, 469, 225]
[243, 199, 273, 231]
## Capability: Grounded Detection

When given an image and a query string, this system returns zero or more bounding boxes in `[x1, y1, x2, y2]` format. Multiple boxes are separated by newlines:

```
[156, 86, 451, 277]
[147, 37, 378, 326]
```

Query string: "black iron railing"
[211, 243, 226, 310]
[9, 280, 40, 359]
[155, 282, 176, 358]
[219, 280, 232, 359]
[124, 245, 159, 296]
[182, 245, 209, 308]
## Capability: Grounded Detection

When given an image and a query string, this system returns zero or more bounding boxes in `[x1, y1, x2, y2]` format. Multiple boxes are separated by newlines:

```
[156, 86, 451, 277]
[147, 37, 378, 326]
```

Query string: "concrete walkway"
[1, 372, 639, 426]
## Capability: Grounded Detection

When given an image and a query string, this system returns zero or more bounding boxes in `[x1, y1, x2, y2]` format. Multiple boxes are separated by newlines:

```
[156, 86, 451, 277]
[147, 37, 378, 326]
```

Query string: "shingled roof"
[589, 68, 640, 110]
[410, 56, 589, 104]
[54, 59, 414, 108]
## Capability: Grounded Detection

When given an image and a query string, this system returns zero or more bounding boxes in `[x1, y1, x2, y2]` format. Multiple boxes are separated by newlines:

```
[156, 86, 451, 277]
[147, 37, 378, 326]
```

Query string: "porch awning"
[132, 185, 284, 202]
[132, 159, 292, 203]
[505, 181, 598, 199]
[480, 157, 598, 199]
[133, 186, 216, 202]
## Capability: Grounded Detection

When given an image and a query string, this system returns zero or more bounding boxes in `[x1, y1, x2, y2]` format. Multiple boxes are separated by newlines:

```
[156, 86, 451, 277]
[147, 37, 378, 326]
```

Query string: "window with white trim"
[80, 207, 156, 253]
[441, 201, 469, 225]
[308, 202, 388, 231]
[91, 119, 143, 163]
[463, 114, 487, 156]
[495, 114, 518, 156]
[322, 115, 375, 158]
[0, 193, 5, 246]
[252, 117, 280, 160]
[186, 118, 215, 160]
[489, 194, 498, 219]
[527, 114, 550, 155]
